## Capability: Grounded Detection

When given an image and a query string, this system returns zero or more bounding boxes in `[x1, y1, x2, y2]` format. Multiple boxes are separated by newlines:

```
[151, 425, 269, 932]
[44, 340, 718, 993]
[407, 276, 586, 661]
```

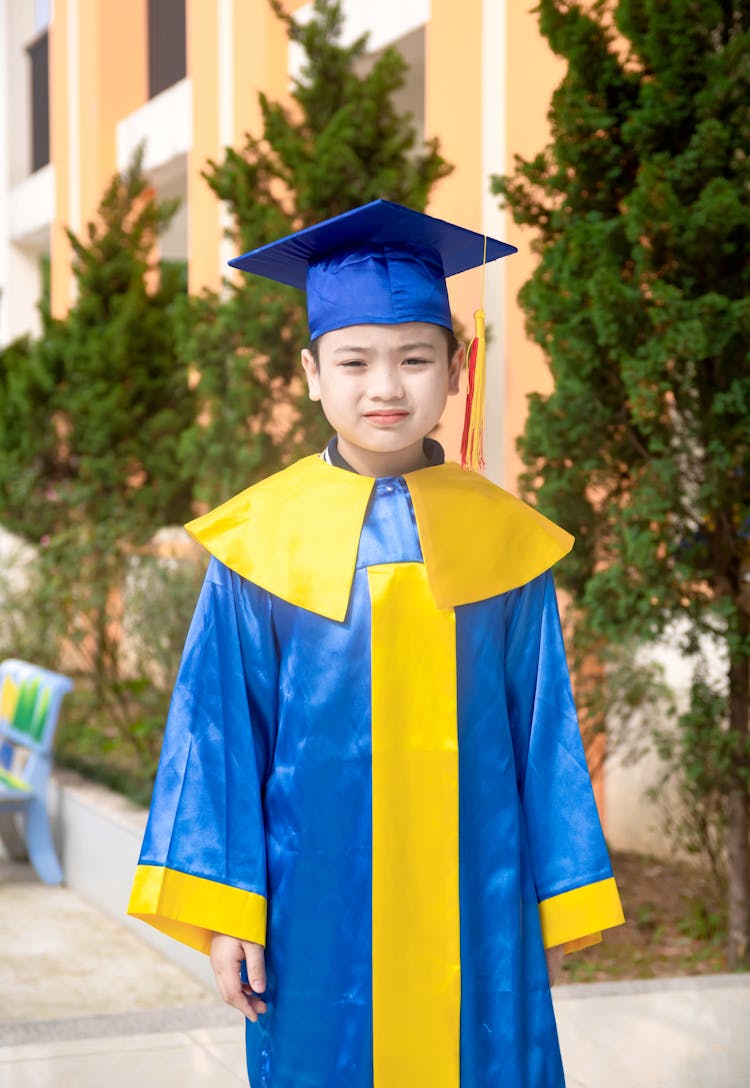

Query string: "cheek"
[428, 374, 452, 409]
[315, 380, 355, 425]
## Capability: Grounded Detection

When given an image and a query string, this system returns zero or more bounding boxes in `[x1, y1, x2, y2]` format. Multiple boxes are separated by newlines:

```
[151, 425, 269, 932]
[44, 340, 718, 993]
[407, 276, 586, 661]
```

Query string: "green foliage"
[495, 1, 749, 629]
[0, 335, 61, 542]
[0, 148, 194, 549]
[0, 148, 197, 757]
[123, 553, 204, 683]
[51, 149, 194, 541]
[179, 0, 452, 505]
[678, 897, 726, 944]
[53, 553, 207, 805]
[494, 1, 750, 957]
[0, 537, 59, 671]
[633, 901, 659, 937]
[650, 668, 734, 883]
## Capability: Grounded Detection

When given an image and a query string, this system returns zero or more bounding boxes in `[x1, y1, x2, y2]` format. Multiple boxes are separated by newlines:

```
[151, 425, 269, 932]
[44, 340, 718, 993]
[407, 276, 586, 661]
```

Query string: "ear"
[300, 349, 322, 402]
[447, 343, 465, 396]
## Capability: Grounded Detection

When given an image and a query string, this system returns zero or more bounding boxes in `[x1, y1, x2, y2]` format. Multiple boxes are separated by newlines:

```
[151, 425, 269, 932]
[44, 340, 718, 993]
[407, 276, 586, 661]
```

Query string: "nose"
[367, 363, 404, 401]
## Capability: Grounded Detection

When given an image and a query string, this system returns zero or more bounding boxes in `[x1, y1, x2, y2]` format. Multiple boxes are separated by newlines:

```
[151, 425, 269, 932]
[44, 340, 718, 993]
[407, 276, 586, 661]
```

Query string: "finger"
[219, 982, 267, 1019]
[233, 989, 266, 1015]
[214, 959, 244, 1003]
[209, 937, 243, 999]
[240, 984, 268, 1009]
[243, 942, 267, 994]
[227, 993, 260, 1022]
[240, 994, 267, 1023]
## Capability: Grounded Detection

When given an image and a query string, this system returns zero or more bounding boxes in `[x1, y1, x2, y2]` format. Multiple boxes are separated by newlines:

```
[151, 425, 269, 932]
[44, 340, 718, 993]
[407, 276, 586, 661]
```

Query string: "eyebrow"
[330, 341, 439, 354]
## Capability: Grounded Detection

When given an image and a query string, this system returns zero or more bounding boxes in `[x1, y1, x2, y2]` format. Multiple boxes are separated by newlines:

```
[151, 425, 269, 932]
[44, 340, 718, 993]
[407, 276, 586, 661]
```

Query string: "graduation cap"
[229, 199, 518, 471]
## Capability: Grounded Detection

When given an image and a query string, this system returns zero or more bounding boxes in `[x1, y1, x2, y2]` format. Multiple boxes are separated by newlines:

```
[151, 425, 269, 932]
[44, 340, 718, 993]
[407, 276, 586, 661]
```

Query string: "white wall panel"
[291, 0, 430, 78]
[117, 77, 193, 178]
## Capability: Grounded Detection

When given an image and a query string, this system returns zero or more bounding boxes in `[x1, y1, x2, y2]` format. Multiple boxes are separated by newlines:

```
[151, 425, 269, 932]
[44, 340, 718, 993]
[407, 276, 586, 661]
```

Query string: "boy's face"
[301, 322, 464, 477]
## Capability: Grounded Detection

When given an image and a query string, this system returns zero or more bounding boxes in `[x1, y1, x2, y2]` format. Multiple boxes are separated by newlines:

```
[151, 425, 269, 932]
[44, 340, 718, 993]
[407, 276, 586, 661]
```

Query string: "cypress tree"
[494, 1, 750, 965]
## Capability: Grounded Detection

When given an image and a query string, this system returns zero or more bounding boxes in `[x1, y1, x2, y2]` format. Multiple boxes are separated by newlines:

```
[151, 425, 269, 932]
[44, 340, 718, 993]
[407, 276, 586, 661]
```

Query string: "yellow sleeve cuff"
[563, 932, 602, 954]
[538, 876, 624, 950]
[128, 865, 267, 955]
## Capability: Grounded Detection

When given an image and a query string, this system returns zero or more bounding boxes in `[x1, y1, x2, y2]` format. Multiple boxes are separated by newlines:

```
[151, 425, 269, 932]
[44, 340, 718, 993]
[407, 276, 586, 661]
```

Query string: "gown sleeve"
[127, 556, 278, 954]
[504, 571, 624, 952]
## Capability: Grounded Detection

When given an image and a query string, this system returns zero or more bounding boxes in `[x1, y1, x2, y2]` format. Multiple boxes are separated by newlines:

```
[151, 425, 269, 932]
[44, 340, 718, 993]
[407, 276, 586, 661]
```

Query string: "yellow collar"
[185, 456, 573, 621]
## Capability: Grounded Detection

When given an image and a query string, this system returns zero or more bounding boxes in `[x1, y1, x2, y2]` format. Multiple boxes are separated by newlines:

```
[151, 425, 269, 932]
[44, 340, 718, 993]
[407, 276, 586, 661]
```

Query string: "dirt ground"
[558, 850, 734, 984]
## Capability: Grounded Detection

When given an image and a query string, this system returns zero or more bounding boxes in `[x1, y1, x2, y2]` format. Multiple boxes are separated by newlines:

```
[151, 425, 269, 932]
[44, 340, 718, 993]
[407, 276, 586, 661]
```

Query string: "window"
[27, 30, 49, 173]
[148, 0, 187, 99]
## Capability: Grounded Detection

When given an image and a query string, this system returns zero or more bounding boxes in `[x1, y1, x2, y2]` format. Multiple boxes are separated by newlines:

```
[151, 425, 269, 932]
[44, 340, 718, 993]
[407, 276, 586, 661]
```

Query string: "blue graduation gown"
[129, 457, 624, 1087]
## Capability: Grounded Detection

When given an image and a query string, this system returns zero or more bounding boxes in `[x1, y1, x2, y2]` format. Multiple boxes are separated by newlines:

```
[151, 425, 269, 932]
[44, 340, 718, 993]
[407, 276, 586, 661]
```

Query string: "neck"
[335, 436, 431, 477]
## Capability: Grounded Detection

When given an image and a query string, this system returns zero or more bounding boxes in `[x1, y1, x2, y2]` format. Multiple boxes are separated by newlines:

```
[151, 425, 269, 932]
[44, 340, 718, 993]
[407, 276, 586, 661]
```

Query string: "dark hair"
[308, 326, 460, 365]
[441, 327, 461, 360]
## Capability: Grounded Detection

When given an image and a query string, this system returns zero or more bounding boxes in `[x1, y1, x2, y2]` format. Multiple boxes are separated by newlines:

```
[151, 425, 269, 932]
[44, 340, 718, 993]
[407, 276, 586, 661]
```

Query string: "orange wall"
[49, 0, 71, 316]
[187, 0, 299, 292]
[79, 0, 147, 232]
[50, 0, 147, 315]
[233, 1, 275, 147]
[186, 0, 221, 291]
[503, 7, 563, 490]
[426, 0, 484, 463]
[50, 0, 293, 304]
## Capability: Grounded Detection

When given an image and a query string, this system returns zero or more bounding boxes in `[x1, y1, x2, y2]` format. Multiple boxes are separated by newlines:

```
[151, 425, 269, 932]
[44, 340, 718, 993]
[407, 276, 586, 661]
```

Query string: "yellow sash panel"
[368, 563, 460, 1088]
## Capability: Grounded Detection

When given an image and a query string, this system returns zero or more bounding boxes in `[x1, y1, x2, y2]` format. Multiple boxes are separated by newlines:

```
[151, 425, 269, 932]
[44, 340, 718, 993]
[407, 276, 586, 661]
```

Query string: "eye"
[338, 359, 366, 368]
[403, 357, 432, 366]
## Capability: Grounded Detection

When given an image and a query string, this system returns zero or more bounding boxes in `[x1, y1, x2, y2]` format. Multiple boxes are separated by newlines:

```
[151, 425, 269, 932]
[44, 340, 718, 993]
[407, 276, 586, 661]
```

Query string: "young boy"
[129, 200, 624, 1088]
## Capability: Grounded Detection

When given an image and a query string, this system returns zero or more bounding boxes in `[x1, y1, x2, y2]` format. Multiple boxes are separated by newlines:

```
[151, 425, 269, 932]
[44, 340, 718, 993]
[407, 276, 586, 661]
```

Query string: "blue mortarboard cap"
[228, 199, 517, 340]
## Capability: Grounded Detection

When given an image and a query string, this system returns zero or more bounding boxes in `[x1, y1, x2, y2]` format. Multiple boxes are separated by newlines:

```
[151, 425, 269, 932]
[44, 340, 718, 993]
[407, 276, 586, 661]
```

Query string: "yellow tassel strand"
[460, 234, 488, 472]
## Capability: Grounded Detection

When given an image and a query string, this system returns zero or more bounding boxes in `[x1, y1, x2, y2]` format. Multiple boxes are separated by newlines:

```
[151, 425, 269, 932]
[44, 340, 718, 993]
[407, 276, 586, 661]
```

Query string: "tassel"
[460, 308, 486, 471]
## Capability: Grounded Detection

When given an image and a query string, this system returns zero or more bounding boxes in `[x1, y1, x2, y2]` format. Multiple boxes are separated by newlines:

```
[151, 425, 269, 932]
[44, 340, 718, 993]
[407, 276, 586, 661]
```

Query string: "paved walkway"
[2, 857, 749, 1086]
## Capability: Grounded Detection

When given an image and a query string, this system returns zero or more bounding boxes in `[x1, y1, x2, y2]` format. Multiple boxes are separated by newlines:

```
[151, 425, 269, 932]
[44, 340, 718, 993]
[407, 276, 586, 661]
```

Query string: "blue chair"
[0, 658, 73, 885]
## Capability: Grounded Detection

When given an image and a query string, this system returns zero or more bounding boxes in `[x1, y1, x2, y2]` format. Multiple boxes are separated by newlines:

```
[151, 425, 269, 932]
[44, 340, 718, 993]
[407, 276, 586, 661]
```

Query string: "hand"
[210, 933, 268, 1022]
[545, 944, 565, 987]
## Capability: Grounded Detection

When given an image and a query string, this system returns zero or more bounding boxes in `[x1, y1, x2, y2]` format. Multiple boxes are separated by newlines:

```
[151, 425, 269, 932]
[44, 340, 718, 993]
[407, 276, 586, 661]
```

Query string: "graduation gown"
[128, 455, 624, 1088]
